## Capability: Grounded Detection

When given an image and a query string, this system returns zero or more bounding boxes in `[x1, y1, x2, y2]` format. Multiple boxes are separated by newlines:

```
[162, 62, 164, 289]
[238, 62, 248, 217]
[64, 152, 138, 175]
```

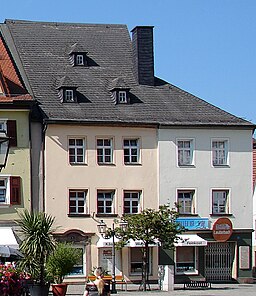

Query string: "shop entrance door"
[204, 242, 235, 282]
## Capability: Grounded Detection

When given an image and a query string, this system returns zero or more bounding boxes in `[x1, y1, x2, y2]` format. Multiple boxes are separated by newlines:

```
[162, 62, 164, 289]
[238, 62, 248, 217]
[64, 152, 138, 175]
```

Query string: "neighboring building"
[252, 139, 256, 274]
[1, 19, 254, 283]
[159, 128, 253, 283]
[0, 30, 34, 255]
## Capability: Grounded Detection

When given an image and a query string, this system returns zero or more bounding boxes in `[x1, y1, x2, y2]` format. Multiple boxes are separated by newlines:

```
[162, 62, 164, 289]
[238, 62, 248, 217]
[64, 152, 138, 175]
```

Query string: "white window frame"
[64, 89, 74, 102]
[68, 138, 86, 164]
[212, 189, 230, 215]
[211, 139, 229, 166]
[69, 190, 88, 215]
[0, 176, 11, 206]
[97, 138, 113, 164]
[97, 190, 115, 214]
[76, 54, 84, 66]
[177, 139, 194, 166]
[0, 120, 7, 131]
[118, 91, 127, 103]
[177, 190, 195, 215]
[123, 191, 141, 214]
[175, 246, 198, 275]
[123, 138, 140, 164]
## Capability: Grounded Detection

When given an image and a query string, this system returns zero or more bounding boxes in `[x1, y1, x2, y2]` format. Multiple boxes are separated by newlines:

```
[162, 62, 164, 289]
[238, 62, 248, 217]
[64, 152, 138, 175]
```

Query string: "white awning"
[0, 227, 19, 257]
[97, 236, 119, 248]
[126, 239, 158, 247]
[0, 227, 19, 248]
[175, 234, 207, 247]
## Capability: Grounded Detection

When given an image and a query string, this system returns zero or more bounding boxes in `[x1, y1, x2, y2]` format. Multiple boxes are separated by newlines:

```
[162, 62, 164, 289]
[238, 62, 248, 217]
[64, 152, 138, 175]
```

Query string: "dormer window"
[118, 91, 127, 103]
[109, 77, 131, 105]
[64, 89, 74, 102]
[74, 53, 87, 66]
[56, 76, 78, 103]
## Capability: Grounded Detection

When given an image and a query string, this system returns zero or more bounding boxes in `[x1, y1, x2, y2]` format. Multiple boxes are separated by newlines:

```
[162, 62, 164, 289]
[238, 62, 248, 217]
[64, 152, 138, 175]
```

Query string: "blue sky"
[1, 0, 256, 124]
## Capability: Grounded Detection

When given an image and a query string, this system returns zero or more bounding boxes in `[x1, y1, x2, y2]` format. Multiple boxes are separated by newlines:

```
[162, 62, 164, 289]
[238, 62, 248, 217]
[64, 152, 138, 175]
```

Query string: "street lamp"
[97, 219, 128, 294]
[0, 130, 10, 172]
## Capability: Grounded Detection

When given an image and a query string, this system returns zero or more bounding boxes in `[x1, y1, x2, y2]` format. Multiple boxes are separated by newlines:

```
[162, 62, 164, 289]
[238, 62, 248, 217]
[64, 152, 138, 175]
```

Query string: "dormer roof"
[56, 76, 77, 89]
[109, 77, 130, 91]
[68, 42, 88, 55]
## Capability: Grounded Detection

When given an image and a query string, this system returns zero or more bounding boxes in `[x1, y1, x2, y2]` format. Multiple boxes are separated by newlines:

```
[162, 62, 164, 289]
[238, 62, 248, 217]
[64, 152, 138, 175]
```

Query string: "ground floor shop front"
[54, 220, 253, 284]
[160, 230, 253, 284]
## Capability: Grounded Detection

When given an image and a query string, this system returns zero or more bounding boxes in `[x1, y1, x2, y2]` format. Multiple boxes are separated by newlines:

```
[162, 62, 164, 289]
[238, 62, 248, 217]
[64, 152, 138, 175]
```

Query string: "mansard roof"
[1, 19, 253, 128]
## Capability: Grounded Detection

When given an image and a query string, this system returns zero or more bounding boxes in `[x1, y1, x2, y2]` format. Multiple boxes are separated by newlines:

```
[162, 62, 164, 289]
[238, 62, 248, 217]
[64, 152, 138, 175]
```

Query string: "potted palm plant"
[46, 242, 80, 296]
[16, 209, 56, 296]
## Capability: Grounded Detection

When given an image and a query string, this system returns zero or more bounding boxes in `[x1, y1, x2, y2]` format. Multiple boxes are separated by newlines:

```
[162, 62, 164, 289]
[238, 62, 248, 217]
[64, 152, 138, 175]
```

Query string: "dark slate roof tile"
[2, 19, 254, 128]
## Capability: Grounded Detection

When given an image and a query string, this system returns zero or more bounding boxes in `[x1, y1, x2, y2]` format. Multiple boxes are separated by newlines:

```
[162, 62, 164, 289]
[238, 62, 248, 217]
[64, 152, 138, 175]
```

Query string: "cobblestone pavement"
[65, 283, 256, 296]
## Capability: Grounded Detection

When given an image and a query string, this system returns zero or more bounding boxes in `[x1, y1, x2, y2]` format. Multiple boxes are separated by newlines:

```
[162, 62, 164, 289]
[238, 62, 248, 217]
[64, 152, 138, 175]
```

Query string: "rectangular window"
[0, 121, 6, 131]
[130, 247, 152, 275]
[177, 140, 193, 166]
[0, 176, 21, 206]
[118, 91, 127, 103]
[69, 138, 85, 164]
[0, 179, 7, 203]
[69, 190, 87, 214]
[64, 89, 74, 102]
[124, 191, 141, 214]
[97, 190, 114, 214]
[124, 139, 140, 164]
[76, 54, 84, 66]
[97, 138, 113, 164]
[212, 190, 229, 214]
[177, 190, 195, 214]
[212, 140, 228, 166]
[176, 246, 197, 274]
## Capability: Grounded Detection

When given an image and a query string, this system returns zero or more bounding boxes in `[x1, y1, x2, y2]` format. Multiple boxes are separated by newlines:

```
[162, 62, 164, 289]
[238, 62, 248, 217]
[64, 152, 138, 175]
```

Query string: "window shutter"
[7, 120, 17, 147]
[10, 176, 21, 205]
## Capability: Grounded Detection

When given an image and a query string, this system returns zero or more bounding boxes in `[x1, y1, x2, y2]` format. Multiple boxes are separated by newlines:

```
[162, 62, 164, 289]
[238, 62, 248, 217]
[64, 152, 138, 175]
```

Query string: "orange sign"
[212, 218, 233, 242]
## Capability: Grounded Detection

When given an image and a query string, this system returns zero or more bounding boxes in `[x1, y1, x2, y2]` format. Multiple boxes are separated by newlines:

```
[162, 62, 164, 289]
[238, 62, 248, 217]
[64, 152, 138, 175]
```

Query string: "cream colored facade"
[0, 110, 31, 223]
[44, 124, 158, 281]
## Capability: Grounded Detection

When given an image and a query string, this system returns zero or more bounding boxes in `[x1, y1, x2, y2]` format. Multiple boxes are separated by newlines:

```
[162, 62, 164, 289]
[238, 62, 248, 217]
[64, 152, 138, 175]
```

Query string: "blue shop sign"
[176, 218, 209, 230]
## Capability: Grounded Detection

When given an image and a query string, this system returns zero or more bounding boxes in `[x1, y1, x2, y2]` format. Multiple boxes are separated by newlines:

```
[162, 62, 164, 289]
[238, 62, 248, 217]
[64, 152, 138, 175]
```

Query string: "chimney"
[131, 26, 154, 86]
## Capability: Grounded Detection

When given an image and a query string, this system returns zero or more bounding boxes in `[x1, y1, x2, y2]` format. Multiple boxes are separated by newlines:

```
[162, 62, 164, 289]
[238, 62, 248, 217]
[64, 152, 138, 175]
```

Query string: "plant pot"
[52, 283, 68, 296]
[29, 283, 50, 296]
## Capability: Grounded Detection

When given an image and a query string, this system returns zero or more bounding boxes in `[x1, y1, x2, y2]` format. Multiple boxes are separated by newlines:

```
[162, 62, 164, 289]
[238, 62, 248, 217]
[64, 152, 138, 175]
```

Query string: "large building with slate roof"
[0, 19, 254, 284]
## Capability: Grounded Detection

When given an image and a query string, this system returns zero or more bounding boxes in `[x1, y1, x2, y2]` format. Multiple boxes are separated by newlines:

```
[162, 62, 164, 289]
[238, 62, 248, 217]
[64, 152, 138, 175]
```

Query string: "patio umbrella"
[0, 246, 23, 258]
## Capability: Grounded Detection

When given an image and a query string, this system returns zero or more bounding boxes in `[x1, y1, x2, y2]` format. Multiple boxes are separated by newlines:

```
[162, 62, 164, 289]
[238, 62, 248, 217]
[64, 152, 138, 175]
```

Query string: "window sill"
[68, 214, 90, 218]
[178, 165, 195, 168]
[0, 204, 10, 208]
[212, 165, 230, 168]
[124, 163, 141, 166]
[210, 213, 233, 217]
[69, 163, 87, 166]
[97, 163, 116, 166]
[96, 214, 118, 218]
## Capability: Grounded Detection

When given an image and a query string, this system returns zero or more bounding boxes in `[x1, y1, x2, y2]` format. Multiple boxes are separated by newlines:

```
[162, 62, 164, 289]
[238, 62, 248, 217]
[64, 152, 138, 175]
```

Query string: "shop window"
[69, 247, 84, 275]
[176, 246, 197, 274]
[130, 247, 152, 275]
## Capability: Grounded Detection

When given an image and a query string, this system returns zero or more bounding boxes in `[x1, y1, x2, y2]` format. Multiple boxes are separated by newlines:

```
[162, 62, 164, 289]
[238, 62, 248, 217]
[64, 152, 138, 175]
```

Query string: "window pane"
[176, 247, 195, 273]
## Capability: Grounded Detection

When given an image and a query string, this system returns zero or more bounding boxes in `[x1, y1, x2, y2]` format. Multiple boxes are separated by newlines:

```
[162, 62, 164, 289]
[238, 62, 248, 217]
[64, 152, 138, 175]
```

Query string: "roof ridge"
[5, 19, 127, 28]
